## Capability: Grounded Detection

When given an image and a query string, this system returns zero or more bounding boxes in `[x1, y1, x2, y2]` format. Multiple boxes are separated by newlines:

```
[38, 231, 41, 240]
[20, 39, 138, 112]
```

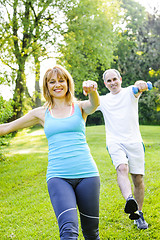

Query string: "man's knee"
[117, 163, 129, 174]
[132, 174, 144, 187]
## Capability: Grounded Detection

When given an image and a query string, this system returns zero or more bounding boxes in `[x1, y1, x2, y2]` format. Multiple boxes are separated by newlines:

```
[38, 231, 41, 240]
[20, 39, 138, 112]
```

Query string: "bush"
[139, 88, 160, 125]
[0, 96, 14, 159]
[86, 110, 104, 126]
[0, 96, 13, 124]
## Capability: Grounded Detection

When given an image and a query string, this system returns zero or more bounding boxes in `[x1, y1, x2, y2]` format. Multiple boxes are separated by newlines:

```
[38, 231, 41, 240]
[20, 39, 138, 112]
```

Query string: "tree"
[112, 0, 160, 86]
[0, 96, 13, 161]
[111, 0, 148, 85]
[0, 0, 77, 119]
[141, 12, 160, 79]
[139, 89, 160, 124]
[58, 0, 120, 98]
[111, 0, 160, 124]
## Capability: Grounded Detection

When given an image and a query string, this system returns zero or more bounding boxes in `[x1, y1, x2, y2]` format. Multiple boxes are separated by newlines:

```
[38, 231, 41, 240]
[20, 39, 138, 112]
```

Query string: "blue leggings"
[47, 176, 100, 240]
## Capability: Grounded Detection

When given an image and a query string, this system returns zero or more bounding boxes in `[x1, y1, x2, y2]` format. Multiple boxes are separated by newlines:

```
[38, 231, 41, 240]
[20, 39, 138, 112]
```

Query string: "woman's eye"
[59, 79, 64, 82]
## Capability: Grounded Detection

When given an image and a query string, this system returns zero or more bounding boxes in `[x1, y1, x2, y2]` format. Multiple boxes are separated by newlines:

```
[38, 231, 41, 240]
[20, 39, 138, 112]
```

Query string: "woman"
[0, 65, 100, 239]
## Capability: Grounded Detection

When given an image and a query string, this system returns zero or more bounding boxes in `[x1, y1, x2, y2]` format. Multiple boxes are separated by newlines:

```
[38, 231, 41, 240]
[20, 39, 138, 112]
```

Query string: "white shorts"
[107, 142, 145, 175]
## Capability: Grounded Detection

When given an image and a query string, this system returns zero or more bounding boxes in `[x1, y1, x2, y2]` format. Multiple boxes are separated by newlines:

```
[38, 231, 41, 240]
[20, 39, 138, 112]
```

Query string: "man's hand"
[134, 80, 148, 92]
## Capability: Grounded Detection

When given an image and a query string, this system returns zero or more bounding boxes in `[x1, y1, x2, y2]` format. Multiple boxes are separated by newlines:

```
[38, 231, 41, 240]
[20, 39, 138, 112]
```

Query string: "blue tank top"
[44, 103, 99, 181]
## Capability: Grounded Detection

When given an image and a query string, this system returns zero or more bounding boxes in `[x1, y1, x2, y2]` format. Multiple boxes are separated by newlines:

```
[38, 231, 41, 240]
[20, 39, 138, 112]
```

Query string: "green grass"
[0, 125, 160, 239]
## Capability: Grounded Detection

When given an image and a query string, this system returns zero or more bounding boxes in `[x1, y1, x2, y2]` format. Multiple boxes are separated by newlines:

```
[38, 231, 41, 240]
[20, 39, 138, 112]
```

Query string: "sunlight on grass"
[4, 127, 48, 155]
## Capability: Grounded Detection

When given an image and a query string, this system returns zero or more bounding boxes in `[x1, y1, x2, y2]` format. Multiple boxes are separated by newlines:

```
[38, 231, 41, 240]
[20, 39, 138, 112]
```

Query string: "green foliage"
[0, 0, 160, 125]
[0, 0, 78, 117]
[0, 96, 14, 159]
[58, 0, 120, 98]
[139, 88, 160, 125]
[142, 13, 160, 73]
[121, 0, 146, 33]
[111, 0, 160, 124]
[0, 96, 13, 124]
[86, 110, 104, 126]
[112, 0, 150, 84]
[0, 125, 160, 239]
[112, 0, 160, 84]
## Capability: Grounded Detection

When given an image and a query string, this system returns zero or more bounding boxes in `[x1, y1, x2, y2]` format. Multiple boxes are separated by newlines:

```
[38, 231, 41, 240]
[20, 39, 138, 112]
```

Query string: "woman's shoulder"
[32, 106, 45, 112]
[30, 106, 46, 118]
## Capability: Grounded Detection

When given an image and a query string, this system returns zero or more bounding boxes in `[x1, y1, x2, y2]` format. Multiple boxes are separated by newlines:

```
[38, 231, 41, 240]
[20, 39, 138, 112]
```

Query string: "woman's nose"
[55, 81, 60, 86]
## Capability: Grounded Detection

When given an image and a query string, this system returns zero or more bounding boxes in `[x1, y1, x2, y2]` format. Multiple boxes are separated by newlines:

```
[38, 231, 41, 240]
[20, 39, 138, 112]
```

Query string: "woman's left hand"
[83, 80, 97, 96]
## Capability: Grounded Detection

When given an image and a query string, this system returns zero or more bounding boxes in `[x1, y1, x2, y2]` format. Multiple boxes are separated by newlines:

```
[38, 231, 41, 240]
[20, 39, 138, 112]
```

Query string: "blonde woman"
[0, 65, 100, 239]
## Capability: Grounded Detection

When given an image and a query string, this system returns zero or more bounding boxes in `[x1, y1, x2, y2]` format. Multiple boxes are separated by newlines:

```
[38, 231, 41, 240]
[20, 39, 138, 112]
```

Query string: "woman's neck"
[50, 102, 73, 118]
[52, 98, 70, 109]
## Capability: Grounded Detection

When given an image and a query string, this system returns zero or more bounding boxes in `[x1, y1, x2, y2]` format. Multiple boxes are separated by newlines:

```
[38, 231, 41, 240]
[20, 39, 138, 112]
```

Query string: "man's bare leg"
[116, 164, 139, 220]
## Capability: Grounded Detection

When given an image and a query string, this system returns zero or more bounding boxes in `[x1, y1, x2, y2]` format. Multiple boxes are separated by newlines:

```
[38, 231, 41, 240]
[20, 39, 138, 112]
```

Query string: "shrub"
[0, 96, 14, 159]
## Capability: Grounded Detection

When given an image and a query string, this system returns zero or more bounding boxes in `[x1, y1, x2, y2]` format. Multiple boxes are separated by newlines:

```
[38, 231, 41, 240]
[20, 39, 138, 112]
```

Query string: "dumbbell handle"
[132, 81, 152, 94]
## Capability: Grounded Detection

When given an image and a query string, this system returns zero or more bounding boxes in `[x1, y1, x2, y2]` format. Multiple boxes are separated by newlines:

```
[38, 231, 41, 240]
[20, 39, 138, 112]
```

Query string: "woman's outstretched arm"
[0, 107, 45, 136]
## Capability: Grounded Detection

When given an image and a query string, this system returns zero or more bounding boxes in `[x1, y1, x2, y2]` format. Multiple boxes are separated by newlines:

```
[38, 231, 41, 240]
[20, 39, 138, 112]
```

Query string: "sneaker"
[124, 196, 140, 220]
[125, 196, 138, 213]
[129, 211, 140, 220]
[134, 211, 148, 229]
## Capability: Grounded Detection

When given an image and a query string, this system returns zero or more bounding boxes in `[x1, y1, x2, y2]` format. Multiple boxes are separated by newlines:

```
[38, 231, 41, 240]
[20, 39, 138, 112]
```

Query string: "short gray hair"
[103, 69, 121, 81]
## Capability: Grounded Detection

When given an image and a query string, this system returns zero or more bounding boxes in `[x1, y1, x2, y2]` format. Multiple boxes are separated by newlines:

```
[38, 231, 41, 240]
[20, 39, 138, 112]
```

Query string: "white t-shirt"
[98, 86, 143, 145]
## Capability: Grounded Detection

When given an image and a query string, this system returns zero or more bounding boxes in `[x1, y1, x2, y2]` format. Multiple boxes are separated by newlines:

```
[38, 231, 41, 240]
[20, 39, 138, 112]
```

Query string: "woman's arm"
[79, 80, 100, 121]
[0, 107, 45, 136]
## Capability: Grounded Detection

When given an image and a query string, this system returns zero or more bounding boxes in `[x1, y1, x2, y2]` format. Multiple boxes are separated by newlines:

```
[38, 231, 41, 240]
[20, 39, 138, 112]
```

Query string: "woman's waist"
[47, 132, 85, 143]
[47, 152, 98, 179]
[48, 143, 90, 159]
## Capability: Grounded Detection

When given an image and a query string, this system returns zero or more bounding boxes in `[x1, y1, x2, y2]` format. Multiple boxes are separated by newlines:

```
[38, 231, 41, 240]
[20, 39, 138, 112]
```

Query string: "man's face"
[104, 70, 122, 94]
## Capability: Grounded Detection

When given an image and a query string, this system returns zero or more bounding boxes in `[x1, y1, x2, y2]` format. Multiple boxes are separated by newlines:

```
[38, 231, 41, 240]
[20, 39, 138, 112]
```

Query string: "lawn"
[0, 125, 160, 239]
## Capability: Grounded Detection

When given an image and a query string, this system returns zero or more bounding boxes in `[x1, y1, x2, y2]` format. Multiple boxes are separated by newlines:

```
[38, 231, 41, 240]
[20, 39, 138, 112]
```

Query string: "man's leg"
[131, 174, 148, 229]
[116, 164, 139, 220]
[131, 174, 144, 211]
[116, 163, 132, 200]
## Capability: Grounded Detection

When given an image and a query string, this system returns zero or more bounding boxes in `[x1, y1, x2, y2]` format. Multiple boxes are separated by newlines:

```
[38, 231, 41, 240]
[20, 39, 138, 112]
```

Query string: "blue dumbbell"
[132, 81, 152, 94]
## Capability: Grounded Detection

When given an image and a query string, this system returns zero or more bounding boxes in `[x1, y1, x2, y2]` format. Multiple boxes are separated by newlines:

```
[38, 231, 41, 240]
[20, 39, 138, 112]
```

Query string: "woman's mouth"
[54, 89, 63, 92]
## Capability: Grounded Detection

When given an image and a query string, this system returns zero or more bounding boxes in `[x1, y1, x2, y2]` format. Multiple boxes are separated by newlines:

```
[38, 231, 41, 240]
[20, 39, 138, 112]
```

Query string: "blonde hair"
[43, 65, 75, 108]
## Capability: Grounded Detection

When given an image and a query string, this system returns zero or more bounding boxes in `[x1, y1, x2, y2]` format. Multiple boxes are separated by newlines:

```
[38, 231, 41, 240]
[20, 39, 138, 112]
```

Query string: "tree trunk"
[12, 66, 25, 120]
[34, 56, 41, 108]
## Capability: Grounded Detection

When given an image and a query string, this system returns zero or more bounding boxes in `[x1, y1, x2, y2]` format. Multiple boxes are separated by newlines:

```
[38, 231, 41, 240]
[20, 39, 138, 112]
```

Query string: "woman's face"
[47, 73, 68, 99]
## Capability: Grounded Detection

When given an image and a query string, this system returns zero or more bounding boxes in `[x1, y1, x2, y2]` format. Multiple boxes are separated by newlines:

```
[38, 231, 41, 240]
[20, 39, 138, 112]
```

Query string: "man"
[98, 69, 149, 229]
